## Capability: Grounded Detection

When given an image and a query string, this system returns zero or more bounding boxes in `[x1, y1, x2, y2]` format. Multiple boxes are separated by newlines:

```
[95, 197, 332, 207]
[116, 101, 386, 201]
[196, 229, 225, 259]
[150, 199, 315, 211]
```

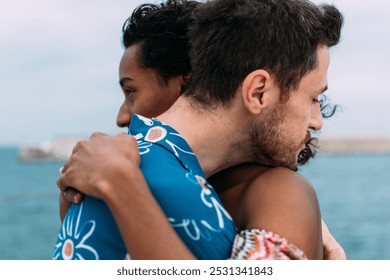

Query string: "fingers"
[56, 174, 68, 193]
[57, 172, 84, 204]
[59, 189, 83, 221]
[116, 132, 138, 147]
[57, 163, 75, 193]
[71, 141, 81, 154]
[73, 192, 84, 204]
[70, 132, 106, 157]
[116, 132, 135, 141]
[58, 155, 84, 204]
[90, 132, 107, 139]
[116, 132, 128, 136]
[64, 187, 84, 204]
[59, 159, 71, 176]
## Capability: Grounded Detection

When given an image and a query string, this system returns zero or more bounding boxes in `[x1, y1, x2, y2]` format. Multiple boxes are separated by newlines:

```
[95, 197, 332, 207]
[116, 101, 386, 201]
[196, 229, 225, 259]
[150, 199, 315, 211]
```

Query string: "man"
[56, 0, 344, 259]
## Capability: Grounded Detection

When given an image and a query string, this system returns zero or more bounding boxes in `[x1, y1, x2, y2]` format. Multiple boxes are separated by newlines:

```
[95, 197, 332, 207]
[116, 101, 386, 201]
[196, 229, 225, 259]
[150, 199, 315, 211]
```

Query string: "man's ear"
[241, 69, 275, 115]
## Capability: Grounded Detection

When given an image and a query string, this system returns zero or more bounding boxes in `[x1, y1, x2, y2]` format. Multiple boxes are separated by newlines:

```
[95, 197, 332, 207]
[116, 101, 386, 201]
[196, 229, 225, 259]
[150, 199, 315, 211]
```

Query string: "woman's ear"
[183, 72, 191, 84]
[241, 69, 276, 115]
[168, 74, 189, 95]
[175, 73, 191, 94]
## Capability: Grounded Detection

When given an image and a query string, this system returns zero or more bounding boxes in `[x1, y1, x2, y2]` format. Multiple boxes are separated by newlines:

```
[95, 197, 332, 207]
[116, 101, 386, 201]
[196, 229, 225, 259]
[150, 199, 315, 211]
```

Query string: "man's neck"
[157, 96, 247, 178]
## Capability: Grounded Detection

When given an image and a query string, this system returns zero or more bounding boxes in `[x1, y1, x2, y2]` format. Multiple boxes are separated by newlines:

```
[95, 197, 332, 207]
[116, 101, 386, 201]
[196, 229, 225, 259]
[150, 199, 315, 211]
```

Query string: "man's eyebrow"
[119, 77, 133, 87]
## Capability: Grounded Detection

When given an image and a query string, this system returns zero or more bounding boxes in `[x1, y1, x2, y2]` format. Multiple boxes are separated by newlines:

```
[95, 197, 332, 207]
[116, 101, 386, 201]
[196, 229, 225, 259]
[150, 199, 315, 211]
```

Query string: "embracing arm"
[57, 133, 195, 259]
[100, 161, 196, 259]
[59, 188, 83, 221]
[322, 220, 346, 259]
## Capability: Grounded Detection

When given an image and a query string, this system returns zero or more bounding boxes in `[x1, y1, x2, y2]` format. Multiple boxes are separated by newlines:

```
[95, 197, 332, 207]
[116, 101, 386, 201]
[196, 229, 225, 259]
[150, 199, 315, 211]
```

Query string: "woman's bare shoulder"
[239, 167, 323, 259]
[246, 167, 317, 204]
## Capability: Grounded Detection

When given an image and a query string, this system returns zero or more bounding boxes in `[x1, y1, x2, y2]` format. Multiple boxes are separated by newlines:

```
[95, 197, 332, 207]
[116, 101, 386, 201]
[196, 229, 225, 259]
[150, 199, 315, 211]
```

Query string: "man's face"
[116, 43, 181, 128]
[250, 47, 330, 170]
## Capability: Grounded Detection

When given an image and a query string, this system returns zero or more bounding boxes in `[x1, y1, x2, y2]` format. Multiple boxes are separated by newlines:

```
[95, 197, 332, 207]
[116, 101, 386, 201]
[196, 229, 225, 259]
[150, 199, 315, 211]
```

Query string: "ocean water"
[0, 147, 63, 259]
[0, 146, 389, 260]
[300, 152, 390, 260]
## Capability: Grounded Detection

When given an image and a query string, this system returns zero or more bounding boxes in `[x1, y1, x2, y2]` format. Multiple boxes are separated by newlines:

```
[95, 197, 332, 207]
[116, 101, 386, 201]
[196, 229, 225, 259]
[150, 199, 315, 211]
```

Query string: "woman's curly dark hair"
[298, 94, 339, 166]
[122, 0, 199, 85]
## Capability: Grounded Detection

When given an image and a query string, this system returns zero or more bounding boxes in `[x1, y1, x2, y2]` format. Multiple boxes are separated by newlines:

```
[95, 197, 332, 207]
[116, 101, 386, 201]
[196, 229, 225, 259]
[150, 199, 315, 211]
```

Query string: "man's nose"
[310, 105, 323, 131]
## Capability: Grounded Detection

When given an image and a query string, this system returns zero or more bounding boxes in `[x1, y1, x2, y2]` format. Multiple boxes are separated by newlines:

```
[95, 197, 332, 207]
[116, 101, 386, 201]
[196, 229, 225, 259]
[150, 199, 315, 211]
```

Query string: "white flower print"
[144, 126, 167, 143]
[168, 173, 233, 241]
[53, 202, 98, 260]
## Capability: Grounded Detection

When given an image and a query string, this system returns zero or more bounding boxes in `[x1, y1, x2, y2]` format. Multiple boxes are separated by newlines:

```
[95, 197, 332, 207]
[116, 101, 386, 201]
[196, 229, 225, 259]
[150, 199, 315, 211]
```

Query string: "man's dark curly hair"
[122, 0, 199, 85]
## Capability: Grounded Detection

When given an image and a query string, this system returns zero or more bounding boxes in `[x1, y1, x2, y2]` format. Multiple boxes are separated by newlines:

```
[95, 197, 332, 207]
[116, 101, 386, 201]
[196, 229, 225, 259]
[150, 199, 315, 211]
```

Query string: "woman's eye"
[125, 88, 135, 95]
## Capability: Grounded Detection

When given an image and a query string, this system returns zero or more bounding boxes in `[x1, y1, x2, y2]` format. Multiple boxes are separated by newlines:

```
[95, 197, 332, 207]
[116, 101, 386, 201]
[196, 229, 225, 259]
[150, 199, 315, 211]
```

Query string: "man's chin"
[285, 162, 298, 172]
[272, 158, 298, 172]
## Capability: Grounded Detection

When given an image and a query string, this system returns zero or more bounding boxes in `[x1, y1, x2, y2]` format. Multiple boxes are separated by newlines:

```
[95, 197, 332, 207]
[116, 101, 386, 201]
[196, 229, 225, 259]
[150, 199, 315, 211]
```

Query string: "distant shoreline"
[318, 138, 390, 153]
[2, 138, 390, 160]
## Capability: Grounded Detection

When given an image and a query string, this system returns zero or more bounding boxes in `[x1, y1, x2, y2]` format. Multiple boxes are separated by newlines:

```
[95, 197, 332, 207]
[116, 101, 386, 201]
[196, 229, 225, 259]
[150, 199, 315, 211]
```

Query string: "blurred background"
[0, 0, 389, 259]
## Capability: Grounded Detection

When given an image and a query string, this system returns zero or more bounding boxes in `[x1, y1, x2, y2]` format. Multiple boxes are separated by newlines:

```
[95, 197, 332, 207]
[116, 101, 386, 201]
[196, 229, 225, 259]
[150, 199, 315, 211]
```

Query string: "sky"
[0, 0, 389, 146]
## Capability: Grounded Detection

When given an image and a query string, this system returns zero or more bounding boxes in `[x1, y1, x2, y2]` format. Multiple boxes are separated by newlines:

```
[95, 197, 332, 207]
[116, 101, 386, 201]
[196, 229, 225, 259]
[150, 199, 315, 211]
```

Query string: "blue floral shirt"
[53, 114, 237, 260]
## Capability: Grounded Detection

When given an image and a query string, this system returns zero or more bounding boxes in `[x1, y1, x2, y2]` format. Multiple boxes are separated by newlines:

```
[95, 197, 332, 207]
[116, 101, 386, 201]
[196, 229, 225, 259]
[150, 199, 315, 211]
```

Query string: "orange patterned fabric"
[230, 229, 307, 260]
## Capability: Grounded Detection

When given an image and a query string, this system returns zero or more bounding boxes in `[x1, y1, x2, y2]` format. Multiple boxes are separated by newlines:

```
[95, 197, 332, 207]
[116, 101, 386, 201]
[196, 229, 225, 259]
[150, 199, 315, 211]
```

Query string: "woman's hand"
[57, 132, 140, 200]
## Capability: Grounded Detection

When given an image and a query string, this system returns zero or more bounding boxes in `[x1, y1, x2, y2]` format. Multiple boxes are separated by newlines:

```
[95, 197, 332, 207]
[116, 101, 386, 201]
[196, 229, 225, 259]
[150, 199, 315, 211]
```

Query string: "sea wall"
[318, 138, 390, 153]
[18, 137, 390, 161]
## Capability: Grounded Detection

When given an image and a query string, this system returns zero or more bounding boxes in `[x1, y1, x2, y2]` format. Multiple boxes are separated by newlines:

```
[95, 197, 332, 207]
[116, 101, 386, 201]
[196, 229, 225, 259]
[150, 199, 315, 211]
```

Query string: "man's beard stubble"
[247, 106, 304, 171]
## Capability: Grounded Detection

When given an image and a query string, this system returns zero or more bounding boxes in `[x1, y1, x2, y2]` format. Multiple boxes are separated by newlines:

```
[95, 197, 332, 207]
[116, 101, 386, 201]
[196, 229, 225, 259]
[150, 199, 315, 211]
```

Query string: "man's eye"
[313, 94, 324, 104]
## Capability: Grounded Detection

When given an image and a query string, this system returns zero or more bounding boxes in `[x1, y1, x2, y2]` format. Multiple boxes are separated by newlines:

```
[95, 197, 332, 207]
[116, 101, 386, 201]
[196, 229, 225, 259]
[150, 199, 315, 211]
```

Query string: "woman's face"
[116, 43, 183, 127]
